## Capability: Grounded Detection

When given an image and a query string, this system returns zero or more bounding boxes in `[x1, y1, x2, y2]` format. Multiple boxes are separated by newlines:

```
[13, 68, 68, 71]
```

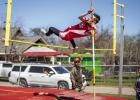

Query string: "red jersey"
[59, 21, 96, 41]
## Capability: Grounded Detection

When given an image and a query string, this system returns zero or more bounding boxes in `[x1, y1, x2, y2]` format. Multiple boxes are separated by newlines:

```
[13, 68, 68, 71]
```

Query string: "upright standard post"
[113, 0, 117, 55]
[5, 0, 12, 46]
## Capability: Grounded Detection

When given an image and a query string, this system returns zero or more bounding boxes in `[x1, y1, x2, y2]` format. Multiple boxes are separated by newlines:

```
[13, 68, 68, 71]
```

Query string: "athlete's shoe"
[40, 28, 52, 36]
[71, 46, 78, 53]
[40, 28, 47, 34]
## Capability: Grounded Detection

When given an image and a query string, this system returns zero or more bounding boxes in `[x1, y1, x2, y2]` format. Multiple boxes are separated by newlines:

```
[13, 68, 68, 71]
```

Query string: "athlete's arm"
[78, 13, 88, 22]
[78, 8, 93, 22]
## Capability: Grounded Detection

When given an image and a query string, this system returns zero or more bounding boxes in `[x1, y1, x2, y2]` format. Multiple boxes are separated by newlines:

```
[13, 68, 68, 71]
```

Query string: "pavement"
[83, 85, 135, 96]
[0, 81, 135, 96]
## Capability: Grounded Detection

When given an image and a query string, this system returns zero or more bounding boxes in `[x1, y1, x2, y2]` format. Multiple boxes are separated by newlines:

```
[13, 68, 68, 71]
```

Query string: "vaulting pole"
[5, 0, 12, 47]
[90, 0, 96, 99]
[91, 30, 96, 99]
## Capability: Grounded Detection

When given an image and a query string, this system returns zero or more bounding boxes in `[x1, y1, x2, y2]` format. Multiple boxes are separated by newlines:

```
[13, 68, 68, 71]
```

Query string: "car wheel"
[58, 81, 69, 90]
[19, 79, 28, 87]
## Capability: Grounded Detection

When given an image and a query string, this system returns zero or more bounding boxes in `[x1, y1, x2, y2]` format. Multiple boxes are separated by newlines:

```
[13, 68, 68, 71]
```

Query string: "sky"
[0, 0, 140, 36]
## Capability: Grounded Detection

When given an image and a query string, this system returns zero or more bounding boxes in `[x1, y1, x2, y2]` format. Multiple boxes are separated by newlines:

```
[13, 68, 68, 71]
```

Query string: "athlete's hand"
[88, 7, 93, 14]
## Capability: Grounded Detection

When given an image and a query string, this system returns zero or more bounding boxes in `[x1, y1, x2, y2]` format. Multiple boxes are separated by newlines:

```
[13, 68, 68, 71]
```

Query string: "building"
[0, 28, 50, 61]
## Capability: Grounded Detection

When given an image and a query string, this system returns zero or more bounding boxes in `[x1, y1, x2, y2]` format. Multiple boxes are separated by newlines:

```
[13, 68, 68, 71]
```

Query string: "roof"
[0, 27, 49, 54]
[22, 46, 68, 56]
[0, 35, 48, 54]
[14, 36, 48, 53]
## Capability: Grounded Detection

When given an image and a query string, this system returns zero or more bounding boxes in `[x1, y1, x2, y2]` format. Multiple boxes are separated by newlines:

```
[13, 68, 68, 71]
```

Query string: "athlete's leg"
[70, 39, 76, 49]
[46, 27, 60, 36]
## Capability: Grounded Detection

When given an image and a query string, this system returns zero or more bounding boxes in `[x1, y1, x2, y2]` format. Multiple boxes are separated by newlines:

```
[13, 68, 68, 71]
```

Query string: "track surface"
[0, 86, 128, 100]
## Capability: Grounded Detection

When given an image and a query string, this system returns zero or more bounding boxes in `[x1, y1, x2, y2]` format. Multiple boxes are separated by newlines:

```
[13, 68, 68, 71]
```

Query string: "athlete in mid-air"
[41, 8, 100, 50]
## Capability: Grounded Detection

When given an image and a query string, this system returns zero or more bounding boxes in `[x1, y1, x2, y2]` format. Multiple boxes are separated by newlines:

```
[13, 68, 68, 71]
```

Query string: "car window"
[53, 67, 69, 74]
[29, 66, 44, 73]
[43, 67, 53, 73]
[12, 66, 27, 72]
[3, 63, 12, 68]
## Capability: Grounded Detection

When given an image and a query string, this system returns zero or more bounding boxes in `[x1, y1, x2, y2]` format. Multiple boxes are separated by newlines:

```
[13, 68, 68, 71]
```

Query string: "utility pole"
[118, 3, 124, 96]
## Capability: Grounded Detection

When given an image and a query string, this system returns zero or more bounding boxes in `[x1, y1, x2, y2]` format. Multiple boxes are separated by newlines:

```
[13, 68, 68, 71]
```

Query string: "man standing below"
[70, 57, 83, 92]
[135, 67, 140, 100]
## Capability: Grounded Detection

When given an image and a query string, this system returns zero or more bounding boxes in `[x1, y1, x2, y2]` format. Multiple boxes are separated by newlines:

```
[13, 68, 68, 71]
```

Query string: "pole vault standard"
[113, 0, 117, 55]
[5, 0, 12, 47]
[4, 0, 114, 51]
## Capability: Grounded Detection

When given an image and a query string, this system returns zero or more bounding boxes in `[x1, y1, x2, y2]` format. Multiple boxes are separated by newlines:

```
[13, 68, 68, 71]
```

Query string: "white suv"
[0, 61, 13, 78]
[9, 63, 87, 89]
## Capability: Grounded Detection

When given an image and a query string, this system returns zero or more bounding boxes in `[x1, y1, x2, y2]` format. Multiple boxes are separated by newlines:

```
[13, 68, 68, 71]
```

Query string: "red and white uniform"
[59, 21, 96, 41]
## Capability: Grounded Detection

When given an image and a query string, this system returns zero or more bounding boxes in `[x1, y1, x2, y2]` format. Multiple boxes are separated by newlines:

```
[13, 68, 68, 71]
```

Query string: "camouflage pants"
[72, 81, 83, 92]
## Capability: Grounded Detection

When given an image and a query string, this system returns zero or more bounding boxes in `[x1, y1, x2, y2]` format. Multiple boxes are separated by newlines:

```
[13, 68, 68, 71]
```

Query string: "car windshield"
[53, 66, 69, 74]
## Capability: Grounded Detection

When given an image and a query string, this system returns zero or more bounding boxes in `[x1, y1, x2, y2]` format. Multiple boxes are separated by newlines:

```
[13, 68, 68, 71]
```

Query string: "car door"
[28, 66, 45, 85]
[1, 63, 13, 77]
[40, 67, 57, 86]
[28, 66, 55, 86]
[9, 65, 27, 83]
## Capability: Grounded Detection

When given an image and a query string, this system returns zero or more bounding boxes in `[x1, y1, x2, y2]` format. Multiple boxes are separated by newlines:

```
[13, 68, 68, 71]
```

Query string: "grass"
[88, 74, 136, 87]
[87, 75, 135, 100]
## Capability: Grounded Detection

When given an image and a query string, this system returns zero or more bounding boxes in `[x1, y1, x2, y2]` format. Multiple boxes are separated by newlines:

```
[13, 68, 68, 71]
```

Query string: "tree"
[135, 32, 140, 64]
[123, 35, 136, 64]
